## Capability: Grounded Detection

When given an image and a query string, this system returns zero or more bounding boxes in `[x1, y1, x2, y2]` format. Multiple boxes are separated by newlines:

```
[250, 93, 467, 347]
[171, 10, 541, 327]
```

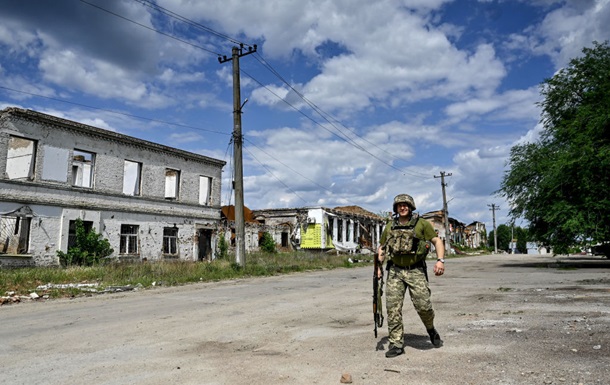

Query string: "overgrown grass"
[1, 251, 355, 299]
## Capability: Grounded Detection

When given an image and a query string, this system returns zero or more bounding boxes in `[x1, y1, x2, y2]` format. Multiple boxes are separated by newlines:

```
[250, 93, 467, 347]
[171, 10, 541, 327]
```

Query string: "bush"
[259, 232, 277, 253]
[217, 235, 229, 259]
[57, 219, 113, 266]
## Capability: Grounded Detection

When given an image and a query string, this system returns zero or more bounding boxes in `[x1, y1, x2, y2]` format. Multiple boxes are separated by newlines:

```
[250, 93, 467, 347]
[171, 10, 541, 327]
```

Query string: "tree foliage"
[259, 232, 277, 253]
[499, 41, 610, 254]
[57, 219, 113, 266]
[488, 224, 511, 251]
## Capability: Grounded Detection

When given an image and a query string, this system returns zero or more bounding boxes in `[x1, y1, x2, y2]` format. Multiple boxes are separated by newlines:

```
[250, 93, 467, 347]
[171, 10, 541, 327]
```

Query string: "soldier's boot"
[385, 345, 404, 358]
[427, 328, 442, 347]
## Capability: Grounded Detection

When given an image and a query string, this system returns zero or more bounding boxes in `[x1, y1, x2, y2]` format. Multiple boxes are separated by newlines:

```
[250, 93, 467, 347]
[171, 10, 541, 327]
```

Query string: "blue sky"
[1, 0, 609, 233]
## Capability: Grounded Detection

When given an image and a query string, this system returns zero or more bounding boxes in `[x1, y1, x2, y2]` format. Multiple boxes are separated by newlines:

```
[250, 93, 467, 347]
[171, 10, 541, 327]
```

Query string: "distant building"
[222, 205, 386, 254]
[465, 221, 487, 249]
[421, 211, 487, 252]
[0, 107, 225, 267]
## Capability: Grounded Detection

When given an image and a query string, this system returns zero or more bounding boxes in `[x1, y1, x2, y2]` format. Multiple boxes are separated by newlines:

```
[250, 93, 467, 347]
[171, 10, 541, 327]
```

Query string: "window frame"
[122, 160, 142, 196]
[6, 135, 37, 180]
[164, 169, 180, 200]
[162, 227, 179, 257]
[72, 149, 95, 188]
[119, 224, 139, 255]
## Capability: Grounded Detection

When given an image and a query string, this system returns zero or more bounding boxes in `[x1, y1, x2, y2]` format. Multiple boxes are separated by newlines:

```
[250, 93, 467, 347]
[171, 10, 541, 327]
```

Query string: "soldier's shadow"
[376, 333, 440, 351]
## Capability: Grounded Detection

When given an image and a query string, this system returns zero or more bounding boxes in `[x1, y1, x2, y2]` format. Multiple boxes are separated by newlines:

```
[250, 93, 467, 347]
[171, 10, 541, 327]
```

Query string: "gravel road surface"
[1, 253, 609, 385]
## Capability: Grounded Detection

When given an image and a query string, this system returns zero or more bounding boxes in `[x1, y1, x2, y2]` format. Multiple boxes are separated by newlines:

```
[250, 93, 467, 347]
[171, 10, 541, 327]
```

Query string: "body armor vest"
[383, 215, 429, 266]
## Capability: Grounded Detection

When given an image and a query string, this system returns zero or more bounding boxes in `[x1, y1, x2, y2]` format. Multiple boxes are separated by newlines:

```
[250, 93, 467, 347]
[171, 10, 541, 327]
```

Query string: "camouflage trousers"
[385, 265, 435, 347]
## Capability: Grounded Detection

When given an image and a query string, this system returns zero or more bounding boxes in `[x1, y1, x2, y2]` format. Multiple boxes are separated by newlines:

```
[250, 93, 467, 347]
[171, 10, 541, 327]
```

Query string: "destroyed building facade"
[0, 107, 225, 267]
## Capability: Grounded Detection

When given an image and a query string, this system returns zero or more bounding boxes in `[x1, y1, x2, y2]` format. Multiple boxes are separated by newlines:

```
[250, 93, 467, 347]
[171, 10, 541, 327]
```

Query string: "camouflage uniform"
[381, 195, 439, 349]
[385, 258, 435, 347]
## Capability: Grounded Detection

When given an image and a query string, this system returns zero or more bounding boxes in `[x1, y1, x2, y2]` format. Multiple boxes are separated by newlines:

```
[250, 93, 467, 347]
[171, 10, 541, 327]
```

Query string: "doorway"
[197, 229, 212, 261]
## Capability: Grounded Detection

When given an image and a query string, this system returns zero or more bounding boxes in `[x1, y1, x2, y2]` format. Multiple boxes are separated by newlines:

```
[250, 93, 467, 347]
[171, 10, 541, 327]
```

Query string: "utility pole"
[488, 204, 500, 254]
[219, 44, 257, 267]
[434, 171, 452, 255]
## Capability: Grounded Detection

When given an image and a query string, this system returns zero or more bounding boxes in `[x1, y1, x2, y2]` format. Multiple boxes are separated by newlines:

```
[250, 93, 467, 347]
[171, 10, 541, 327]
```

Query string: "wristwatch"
[437, 258, 445, 263]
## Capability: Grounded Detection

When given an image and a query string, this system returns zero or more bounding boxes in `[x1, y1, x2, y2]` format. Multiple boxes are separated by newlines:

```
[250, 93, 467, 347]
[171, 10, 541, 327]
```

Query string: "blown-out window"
[72, 150, 95, 188]
[6, 136, 37, 180]
[199, 176, 212, 206]
[123, 160, 142, 196]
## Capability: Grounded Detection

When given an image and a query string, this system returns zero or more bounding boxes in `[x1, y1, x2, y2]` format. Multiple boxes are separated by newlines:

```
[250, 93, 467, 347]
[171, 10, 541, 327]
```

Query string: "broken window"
[337, 219, 343, 242]
[67, 220, 93, 249]
[163, 227, 178, 256]
[0, 215, 31, 254]
[281, 232, 289, 248]
[328, 217, 335, 241]
[6, 136, 37, 180]
[119, 224, 139, 254]
[347, 219, 353, 242]
[122, 160, 142, 196]
[72, 150, 95, 188]
[199, 176, 212, 205]
[165, 169, 180, 199]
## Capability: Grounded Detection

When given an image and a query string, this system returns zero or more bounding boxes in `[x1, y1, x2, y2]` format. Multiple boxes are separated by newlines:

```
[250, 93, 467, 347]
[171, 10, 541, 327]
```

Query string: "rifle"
[373, 253, 384, 338]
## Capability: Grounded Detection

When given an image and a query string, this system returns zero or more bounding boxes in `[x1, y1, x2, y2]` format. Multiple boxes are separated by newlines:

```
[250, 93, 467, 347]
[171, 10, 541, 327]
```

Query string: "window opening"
[67, 220, 94, 250]
[165, 169, 180, 199]
[119, 224, 139, 254]
[123, 160, 142, 196]
[199, 176, 212, 205]
[72, 150, 95, 188]
[0, 215, 31, 254]
[6, 136, 36, 180]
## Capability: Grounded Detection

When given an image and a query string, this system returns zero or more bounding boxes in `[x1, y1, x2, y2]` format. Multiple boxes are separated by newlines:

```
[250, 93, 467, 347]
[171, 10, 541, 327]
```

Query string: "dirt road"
[1, 253, 609, 385]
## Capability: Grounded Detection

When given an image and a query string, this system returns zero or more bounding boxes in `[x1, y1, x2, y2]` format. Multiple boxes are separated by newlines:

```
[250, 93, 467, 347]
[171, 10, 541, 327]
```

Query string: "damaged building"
[421, 210, 487, 252]
[221, 205, 385, 254]
[0, 107, 225, 267]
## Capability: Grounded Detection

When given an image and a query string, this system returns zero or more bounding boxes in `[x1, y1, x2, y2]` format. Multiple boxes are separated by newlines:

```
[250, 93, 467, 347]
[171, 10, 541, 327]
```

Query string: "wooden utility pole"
[434, 171, 452, 255]
[219, 44, 257, 267]
[488, 203, 500, 254]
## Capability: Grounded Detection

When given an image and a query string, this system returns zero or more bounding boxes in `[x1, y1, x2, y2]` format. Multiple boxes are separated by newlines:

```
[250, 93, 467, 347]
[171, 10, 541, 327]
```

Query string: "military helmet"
[393, 193, 416, 212]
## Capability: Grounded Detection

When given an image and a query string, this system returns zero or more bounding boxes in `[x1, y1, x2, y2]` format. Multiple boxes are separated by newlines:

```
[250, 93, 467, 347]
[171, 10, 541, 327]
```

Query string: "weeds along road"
[1, 253, 609, 385]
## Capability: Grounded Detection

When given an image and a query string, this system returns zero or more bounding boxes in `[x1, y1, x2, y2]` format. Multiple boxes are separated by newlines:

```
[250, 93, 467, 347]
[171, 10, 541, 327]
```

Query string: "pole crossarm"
[218, 44, 257, 63]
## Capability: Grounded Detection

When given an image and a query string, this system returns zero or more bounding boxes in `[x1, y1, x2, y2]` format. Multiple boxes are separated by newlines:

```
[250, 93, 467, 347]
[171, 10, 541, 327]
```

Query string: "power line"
[79, 0, 223, 56]
[133, 0, 250, 48]
[252, 53, 432, 180]
[120, 0, 431, 180]
[18, 0, 436, 202]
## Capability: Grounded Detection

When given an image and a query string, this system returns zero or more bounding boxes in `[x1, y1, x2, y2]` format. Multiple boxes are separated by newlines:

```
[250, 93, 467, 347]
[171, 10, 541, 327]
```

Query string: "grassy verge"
[1, 252, 357, 300]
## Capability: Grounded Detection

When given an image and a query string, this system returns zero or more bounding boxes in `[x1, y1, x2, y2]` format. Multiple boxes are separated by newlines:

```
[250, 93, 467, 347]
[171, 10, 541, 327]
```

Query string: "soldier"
[377, 194, 445, 358]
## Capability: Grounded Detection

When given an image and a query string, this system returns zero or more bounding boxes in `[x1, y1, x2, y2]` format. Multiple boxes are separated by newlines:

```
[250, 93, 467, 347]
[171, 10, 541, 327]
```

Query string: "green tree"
[489, 224, 511, 251]
[57, 219, 113, 266]
[499, 41, 610, 254]
[259, 232, 277, 253]
[513, 226, 529, 254]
